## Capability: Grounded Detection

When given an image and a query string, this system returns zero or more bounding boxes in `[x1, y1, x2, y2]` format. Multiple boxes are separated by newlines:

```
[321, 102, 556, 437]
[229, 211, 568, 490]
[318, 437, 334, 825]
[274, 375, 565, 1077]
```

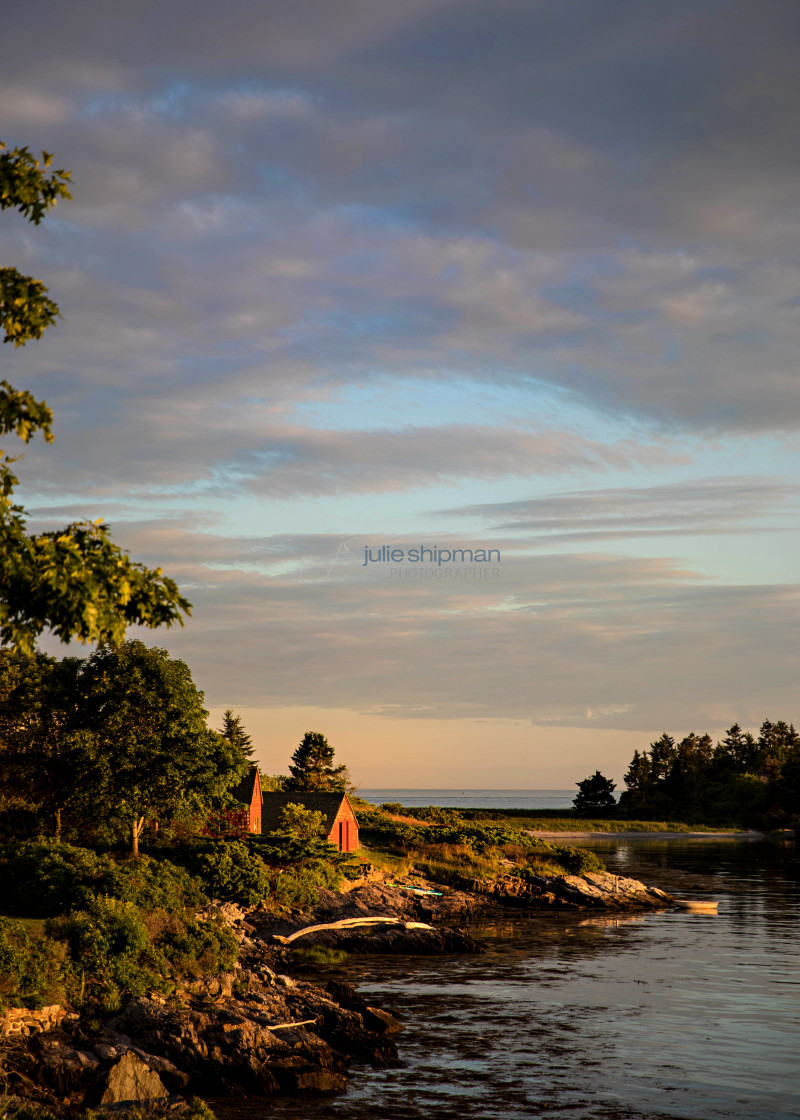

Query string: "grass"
[0, 915, 46, 934]
[362, 840, 575, 886]
[415, 810, 740, 833]
[360, 847, 412, 877]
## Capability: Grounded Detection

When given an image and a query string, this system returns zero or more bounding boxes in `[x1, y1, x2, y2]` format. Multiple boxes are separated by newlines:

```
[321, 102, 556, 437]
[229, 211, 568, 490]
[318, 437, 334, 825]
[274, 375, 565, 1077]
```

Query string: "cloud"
[105, 527, 798, 732]
[6, 0, 800, 754]
[438, 477, 800, 541]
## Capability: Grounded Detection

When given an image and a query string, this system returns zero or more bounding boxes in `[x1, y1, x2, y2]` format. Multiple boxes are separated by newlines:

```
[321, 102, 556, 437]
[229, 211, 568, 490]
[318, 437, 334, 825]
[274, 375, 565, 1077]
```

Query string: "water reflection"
[227, 839, 799, 1120]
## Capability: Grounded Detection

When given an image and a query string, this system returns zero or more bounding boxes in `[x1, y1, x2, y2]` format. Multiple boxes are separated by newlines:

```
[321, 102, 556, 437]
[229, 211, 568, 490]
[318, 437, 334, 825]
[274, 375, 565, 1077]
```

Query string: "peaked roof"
[260, 790, 355, 834]
[231, 764, 261, 805]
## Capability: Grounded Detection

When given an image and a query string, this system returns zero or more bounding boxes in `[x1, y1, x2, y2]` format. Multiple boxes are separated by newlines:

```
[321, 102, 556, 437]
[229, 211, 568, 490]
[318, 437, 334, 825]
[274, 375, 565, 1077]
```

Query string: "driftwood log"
[272, 916, 435, 945]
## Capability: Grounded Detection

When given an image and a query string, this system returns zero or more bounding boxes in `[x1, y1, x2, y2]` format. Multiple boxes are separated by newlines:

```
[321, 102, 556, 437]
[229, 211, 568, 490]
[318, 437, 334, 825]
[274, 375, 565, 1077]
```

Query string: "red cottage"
[260, 791, 360, 852]
[224, 764, 263, 834]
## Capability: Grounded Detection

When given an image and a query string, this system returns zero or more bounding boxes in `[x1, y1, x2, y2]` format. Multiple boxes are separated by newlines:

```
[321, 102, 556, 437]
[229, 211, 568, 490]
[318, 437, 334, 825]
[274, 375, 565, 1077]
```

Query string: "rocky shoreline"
[0, 869, 673, 1115]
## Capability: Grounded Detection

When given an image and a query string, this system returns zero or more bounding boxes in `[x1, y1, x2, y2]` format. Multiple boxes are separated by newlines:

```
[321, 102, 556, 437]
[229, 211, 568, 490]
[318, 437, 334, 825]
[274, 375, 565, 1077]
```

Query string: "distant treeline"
[619, 720, 800, 827]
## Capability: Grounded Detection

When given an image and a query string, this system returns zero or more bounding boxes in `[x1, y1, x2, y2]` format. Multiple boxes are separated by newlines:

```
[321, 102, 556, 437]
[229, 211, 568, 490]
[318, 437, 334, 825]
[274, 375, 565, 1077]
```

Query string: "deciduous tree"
[74, 641, 250, 854]
[0, 141, 190, 653]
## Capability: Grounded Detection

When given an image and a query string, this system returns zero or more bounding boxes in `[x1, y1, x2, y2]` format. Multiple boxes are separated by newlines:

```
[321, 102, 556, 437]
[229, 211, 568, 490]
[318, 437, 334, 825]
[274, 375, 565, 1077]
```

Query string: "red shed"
[259, 791, 359, 852]
[224, 764, 263, 834]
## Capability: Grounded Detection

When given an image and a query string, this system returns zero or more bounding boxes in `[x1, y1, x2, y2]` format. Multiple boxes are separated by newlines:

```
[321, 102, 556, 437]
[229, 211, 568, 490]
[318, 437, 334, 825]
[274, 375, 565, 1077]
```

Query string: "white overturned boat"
[674, 899, 720, 913]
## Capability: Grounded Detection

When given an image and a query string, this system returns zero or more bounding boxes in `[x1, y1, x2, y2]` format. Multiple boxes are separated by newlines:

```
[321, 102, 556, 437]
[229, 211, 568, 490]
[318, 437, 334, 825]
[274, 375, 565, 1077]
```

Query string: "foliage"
[619, 720, 800, 825]
[284, 731, 350, 792]
[219, 709, 254, 758]
[573, 771, 617, 816]
[0, 650, 84, 838]
[71, 641, 250, 852]
[0, 842, 207, 918]
[0, 143, 70, 347]
[262, 861, 345, 909]
[47, 896, 158, 1010]
[358, 808, 604, 880]
[277, 802, 326, 839]
[193, 841, 271, 907]
[0, 646, 250, 850]
[0, 140, 190, 653]
[4, 1102, 217, 1120]
[0, 916, 69, 1010]
[160, 911, 238, 979]
[260, 773, 286, 791]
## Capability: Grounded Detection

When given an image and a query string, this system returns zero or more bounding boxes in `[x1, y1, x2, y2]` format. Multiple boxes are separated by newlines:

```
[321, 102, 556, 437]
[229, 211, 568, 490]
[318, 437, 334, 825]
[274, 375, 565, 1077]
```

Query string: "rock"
[100, 1051, 168, 1106]
[286, 1069, 348, 1093]
[364, 1006, 403, 1035]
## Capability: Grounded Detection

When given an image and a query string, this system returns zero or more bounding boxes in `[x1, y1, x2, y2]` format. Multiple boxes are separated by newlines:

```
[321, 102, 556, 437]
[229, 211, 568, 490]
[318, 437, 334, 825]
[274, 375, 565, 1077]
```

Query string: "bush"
[194, 840, 271, 906]
[263, 860, 344, 909]
[0, 841, 206, 917]
[164, 913, 238, 978]
[0, 917, 69, 1010]
[359, 811, 605, 878]
[47, 896, 162, 1011]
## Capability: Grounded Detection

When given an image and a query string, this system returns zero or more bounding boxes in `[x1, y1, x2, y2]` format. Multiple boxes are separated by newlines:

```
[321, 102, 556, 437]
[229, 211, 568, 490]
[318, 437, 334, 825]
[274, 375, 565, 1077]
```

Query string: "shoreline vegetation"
[1, 795, 774, 1117]
[0, 804, 650, 1113]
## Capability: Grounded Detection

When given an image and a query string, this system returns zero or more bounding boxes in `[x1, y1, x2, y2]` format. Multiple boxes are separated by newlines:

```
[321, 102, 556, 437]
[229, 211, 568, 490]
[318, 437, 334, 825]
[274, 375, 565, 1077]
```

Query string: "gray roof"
[260, 791, 356, 834]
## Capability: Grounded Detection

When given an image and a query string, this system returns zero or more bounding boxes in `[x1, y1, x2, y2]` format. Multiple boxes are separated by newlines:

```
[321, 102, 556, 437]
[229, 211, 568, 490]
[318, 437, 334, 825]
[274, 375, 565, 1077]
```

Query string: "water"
[258, 837, 800, 1120]
[358, 789, 579, 810]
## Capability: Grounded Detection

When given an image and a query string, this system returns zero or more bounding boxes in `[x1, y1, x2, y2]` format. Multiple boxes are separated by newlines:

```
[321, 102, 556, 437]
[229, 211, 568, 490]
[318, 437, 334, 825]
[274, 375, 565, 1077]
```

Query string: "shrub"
[378, 802, 404, 815]
[193, 840, 271, 906]
[0, 841, 207, 917]
[163, 913, 238, 978]
[264, 861, 344, 909]
[47, 895, 162, 1011]
[0, 917, 69, 1010]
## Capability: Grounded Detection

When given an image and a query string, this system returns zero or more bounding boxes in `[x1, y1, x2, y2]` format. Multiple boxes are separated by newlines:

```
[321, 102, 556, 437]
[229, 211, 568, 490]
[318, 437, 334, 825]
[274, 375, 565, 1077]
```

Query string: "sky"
[2, 0, 799, 787]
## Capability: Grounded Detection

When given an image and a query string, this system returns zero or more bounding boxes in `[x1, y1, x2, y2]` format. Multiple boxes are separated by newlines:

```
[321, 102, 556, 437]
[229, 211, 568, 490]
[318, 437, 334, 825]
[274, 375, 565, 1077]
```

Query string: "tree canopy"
[0, 141, 190, 653]
[572, 770, 617, 816]
[284, 731, 351, 792]
[0, 641, 250, 853]
[618, 720, 800, 825]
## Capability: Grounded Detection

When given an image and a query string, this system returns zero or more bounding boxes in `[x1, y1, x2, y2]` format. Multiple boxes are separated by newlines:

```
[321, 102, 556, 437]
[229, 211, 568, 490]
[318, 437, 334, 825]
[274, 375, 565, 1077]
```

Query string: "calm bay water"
[259, 837, 799, 1120]
[358, 789, 578, 810]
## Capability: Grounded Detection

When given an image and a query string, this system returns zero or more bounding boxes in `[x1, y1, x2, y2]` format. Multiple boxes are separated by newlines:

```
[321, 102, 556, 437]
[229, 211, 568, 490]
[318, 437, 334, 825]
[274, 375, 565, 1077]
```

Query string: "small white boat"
[674, 899, 719, 913]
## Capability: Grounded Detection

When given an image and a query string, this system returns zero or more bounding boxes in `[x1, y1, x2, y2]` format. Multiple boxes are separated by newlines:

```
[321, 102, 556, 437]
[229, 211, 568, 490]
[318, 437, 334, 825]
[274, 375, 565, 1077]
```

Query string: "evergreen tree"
[621, 749, 652, 814]
[284, 731, 350, 792]
[219, 708, 254, 758]
[573, 770, 617, 816]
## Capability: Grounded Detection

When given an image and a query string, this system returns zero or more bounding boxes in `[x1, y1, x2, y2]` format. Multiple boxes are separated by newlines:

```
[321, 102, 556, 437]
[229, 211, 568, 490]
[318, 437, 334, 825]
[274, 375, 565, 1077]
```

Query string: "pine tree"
[573, 770, 617, 816]
[284, 731, 350, 792]
[219, 709, 254, 758]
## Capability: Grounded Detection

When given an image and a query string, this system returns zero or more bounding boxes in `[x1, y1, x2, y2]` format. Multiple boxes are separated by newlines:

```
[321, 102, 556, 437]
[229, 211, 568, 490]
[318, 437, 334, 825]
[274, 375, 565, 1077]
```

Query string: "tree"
[277, 802, 325, 840]
[74, 640, 250, 854]
[284, 731, 350, 792]
[219, 709, 254, 758]
[0, 648, 87, 838]
[0, 141, 190, 653]
[573, 770, 617, 816]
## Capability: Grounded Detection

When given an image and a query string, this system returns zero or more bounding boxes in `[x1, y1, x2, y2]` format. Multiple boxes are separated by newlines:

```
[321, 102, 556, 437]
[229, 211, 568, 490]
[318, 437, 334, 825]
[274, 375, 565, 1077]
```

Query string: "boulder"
[100, 1051, 168, 1106]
